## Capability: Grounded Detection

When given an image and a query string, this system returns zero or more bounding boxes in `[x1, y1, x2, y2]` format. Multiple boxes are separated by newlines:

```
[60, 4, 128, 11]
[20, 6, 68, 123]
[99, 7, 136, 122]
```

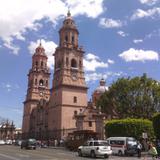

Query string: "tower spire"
[67, 8, 71, 17]
[39, 39, 42, 47]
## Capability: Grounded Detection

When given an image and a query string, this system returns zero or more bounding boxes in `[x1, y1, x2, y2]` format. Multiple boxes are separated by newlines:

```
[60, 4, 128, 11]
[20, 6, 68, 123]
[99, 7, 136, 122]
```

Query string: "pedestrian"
[54, 139, 58, 147]
[149, 143, 158, 160]
[137, 141, 142, 158]
[156, 139, 160, 157]
[60, 139, 64, 147]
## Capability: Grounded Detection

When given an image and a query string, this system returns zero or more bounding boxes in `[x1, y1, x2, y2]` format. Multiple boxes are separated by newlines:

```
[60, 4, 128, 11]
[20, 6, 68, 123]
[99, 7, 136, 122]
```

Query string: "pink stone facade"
[22, 12, 105, 140]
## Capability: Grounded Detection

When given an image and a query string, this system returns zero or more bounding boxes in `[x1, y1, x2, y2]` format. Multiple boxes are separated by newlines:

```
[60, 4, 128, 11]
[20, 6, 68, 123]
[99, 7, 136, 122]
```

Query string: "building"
[92, 78, 108, 107]
[0, 120, 15, 140]
[92, 78, 118, 119]
[47, 10, 88, 139]
[14, 128, 22, 140]
[75, 101, 106, 139]
[22, 11, 105, 140]
[22, 41, 50, 138]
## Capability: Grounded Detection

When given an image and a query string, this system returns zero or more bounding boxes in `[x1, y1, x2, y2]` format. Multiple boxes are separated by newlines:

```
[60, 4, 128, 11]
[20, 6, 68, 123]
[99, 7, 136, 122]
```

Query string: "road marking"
[0, 153, 21, 160]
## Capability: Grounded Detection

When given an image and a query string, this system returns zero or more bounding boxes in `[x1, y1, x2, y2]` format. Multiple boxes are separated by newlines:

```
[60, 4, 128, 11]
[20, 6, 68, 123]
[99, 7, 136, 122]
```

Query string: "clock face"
[71, 72, 77, 80]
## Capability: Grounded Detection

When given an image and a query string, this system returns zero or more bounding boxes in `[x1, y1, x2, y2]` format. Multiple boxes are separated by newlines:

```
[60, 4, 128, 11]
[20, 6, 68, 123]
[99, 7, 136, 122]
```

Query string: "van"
[106, 137, 138, 156]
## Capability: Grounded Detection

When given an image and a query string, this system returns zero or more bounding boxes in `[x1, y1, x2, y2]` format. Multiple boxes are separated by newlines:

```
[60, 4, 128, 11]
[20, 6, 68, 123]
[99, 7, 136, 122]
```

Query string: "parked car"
[21, 139, 36, 150]
[78, 140, 112, 158]
[107, 137, 138, 156]
[0, 140, 5, 145]
[5, 139, 12, 145]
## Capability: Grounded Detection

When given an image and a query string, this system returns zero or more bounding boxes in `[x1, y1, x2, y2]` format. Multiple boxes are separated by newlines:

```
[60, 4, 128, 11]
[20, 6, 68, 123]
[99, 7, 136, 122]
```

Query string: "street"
[0, 145, 154, 160]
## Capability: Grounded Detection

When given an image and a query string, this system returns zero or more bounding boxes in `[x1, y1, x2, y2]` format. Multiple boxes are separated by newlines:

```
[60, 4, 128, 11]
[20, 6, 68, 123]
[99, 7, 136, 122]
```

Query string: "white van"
[106, 137, 138, 156]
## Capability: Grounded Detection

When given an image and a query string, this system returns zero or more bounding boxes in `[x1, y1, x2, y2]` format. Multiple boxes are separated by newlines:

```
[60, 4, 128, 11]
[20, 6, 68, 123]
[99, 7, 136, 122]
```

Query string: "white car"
[78, 140, 112, 158]
[0, 140, 5, 145]
[5, 140, 12, 145]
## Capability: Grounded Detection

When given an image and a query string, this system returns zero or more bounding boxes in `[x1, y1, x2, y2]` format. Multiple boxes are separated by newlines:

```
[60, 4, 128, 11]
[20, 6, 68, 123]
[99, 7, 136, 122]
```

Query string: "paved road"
[0, 145, 154, 160]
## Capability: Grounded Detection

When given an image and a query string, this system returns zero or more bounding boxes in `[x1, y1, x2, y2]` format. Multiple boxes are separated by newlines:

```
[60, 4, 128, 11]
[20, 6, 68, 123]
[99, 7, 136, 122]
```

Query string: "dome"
[95, 85, 108, 94]
[61, 10, 77, 31]
[95, 78, 108, 94]
[34, 42, 46, 56]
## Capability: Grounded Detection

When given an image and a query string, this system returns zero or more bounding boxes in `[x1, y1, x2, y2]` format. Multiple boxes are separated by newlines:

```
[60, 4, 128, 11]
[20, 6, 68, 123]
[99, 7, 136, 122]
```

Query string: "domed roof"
[95, 78, 108, 94]
[34, 42, 46, 56]
[61, 10, 78, 31]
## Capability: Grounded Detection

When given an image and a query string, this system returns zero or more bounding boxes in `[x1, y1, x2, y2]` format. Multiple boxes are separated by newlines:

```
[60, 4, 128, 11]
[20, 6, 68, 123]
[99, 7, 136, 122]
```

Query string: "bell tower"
[48, 11, 88, 138]
[22, 43, 50, 135]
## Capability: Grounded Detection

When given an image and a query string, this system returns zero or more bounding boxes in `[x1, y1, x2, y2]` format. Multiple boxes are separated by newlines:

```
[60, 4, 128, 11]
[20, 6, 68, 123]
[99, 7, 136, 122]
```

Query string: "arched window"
[79, 60, 82, 68]
[41, 61, 43, 67]
[74, 110, 77, 115]
[66, 57, 69, 66]
[39, 79, 44, 86]
[46, 80, 48, 86]
[89, 121, 92, 127]
[65, 35, 68, 42]
[35, 61, 38, 66]
[73, 96, 77, 103]
[71, 59, 77, 68]
[72, 36, 74, 43]
[35, 79, 37, 85]
[57, 61, 61, 69]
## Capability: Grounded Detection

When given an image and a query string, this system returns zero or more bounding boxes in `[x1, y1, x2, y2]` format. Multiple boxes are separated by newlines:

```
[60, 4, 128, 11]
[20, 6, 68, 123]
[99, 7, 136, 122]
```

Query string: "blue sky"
[0, 0, 160, 128]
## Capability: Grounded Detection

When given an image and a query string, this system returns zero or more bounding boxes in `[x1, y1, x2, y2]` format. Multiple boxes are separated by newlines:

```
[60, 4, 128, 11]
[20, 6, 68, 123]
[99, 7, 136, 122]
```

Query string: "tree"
[152, 112, 160, 139]
[105, 118, 154, 140]
[97, 74, 160, 119]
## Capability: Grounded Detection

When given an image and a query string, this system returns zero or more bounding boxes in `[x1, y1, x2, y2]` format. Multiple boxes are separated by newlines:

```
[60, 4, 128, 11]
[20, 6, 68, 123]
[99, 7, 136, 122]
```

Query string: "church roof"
[60, 10, 78, 32]
[95, 78, 108, 94]
[34, 42, 46, 57]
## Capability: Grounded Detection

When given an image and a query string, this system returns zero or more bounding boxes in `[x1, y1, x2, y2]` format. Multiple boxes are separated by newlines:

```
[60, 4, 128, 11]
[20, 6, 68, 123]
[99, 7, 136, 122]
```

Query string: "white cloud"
[85, 72, 108, 82]
[139, 0, 158, 5]
[131, 7, 160, 20]
[65, 0, 105, 18]
[117, 31, 128, 37]
[0, 83, 20, 92]
[28, 39, 57, 69]
[107, 59, 115, 64]
[3, 42, 20, 55]
[99, 18, 123, 28]
[84, 53, 108, 71]
[5, 84, 11, 92]
[0, 0, 105, 54]
[133, 39, 143, 43]
[145, 29, 160, 39]
[85, 71, 125, 82]
[85, 53, 100, 61]
[119, 48, 159, 62]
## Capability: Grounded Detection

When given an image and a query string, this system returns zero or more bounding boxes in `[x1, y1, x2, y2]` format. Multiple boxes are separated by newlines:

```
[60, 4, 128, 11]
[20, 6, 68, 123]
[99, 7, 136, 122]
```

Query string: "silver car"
[0, 140, 5, 145]
[78, 140, 112, 158]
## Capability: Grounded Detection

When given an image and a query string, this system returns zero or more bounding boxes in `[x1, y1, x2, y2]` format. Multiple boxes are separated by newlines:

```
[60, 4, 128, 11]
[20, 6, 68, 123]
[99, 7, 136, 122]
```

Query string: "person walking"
[137, 141, 142, 158]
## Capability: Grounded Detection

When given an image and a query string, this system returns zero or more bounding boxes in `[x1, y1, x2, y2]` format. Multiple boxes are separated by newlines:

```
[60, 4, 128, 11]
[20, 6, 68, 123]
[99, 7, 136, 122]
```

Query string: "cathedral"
[22, 11, 107, 140]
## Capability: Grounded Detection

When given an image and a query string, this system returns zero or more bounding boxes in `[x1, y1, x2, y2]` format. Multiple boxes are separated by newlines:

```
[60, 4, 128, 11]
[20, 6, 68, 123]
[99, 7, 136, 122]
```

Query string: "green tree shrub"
[97, 74, 160, 119]
[152, 112, 160, 139]
[105, 118, 154, 140]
